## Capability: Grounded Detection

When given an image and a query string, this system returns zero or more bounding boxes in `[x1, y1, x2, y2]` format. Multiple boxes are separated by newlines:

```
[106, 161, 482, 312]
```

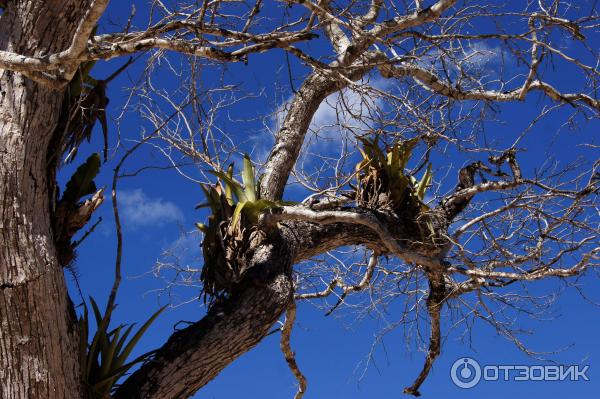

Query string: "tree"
[0, 0, 598, 398]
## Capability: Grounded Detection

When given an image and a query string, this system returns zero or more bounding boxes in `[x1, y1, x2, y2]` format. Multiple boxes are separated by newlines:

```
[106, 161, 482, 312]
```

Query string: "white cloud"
[463, 42, 499, 68]
[312, 77, 391, 136]
[168, 231, 201, 255]
[119, 189, 183, 227]
[161, 230, 203, 267]
[271, 77, 391, 140]
[267, 78, 393, 162]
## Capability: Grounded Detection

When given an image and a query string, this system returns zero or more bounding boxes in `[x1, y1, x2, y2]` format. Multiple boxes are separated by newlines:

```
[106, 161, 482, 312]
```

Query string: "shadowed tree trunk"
[0, 1, 92, 397]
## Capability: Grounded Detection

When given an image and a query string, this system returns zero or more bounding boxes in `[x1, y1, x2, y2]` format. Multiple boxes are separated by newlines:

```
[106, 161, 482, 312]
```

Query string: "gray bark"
[0, 1, 92, 397]
[115, 239, 294, 398]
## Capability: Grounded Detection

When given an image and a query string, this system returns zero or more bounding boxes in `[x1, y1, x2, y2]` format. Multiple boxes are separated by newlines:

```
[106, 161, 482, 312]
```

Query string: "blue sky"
[61, 1, 599, 398]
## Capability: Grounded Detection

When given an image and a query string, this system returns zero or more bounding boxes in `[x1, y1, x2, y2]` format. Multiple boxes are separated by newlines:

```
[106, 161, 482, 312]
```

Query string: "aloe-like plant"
[356, 136, 433, 209]
[77, 297, 165, 398]
[209, 155, 284, 227]
[196, 155, 293, 300]
[197, 154, 293, 234]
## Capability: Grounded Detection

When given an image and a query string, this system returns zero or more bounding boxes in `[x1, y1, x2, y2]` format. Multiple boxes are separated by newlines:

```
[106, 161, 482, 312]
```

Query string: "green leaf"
[115, 305, 166, 368]
[416, 163, 433, 200]
[198, 184, 215, 210]
[225, 163, 235, 205]
[112, 323, 135, 369]
[208, 186, 224, 213]
[86, 297, 113, 381]
[388, 143, 401, 177]
[62, 153, 101, 203]
[243, 199, 279, 223]
[195, 222, 208, 233]
[370, 139, 386, 163]
[209, 170, 247, 202]
[90, 364, 130, 391]
[68, 60, 97, 99]
[357, 145, 368, 161]
[242, 155, 257, 202]
[78, 298, 165, 397]
[231, 201, 247, 228]
[398, 138, 419, 170]
[99, 325, 122, 379]
[90, 297, 103, 327]
[92, 348, 157, 391]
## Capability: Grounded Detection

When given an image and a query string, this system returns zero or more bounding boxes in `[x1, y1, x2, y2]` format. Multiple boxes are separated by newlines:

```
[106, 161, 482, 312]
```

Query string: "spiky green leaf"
[231, 201, 247, 228]
[115, 305, 166, 367]
[416, 163, 433, 200]
[99, 325, 122, 379]
[242, 155, 257, 202]
[209, 170, 247, 202]
[225, 163, 235, 205]
[400, 138, 419, 169]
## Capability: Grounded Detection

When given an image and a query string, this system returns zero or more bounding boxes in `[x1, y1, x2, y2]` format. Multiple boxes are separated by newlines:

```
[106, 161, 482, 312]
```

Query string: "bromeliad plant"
[355, 136, 433, 212]
[202, 155, 283, 230]
[196, 155, 288, 301]
[77, 298, 165, 398]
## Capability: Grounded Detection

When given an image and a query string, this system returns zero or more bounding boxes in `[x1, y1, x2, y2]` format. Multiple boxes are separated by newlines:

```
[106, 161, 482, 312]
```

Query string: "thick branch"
[370, 0, 457, 37]
[260, 55, 381, 200]
[259, 73, 341, 200]
[0, 22, 316, 88]
[116, 201, 446, 398]
[0, 0, 108, 78]
[355, 0, 384, 29]
[87, 31, 317, 62]
[379, 63, 600, 112]
[115, 242, 294, 399]
[263, 206, 443, 269]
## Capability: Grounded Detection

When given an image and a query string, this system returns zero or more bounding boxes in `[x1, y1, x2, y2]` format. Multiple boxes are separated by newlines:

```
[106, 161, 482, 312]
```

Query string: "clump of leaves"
[355, 136, 433, 212]
[62, 153, 102, 204]
[77, 297, 165, 398]
[56, 55, 134, 164]
[205, 154, 283, 229]
[54, 153, 103, 267]
[196, 155, 289, 301]
[58, 58, 109, 163]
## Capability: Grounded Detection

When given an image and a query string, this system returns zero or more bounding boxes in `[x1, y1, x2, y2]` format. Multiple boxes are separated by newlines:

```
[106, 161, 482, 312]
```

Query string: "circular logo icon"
[451, 357, 482, 389]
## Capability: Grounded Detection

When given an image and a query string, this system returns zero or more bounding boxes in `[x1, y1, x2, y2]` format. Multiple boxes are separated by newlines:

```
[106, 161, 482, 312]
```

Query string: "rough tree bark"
[115, 239, 295, 398]
[0, 1, 92, 397]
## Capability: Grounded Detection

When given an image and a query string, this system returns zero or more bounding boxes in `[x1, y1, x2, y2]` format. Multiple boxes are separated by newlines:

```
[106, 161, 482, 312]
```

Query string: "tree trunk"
[0, 1, 91, 397]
